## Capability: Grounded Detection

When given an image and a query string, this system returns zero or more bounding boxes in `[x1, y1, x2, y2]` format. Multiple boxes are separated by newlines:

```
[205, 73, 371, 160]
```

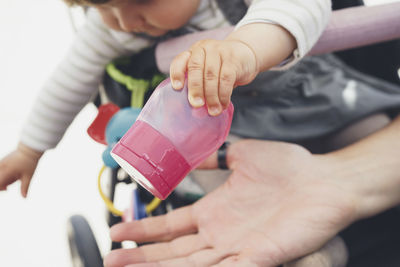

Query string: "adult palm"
[104, 140, 357, 267]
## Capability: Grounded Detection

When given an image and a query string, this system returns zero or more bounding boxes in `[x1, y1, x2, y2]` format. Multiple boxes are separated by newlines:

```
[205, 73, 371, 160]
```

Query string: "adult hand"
[104, 139, 358, 267]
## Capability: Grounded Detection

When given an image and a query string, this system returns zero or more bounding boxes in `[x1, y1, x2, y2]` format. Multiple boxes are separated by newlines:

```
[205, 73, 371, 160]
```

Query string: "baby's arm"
[170, 0, 331, 116]
[0, 9, 152, 197]
[170, 23, 295, 115]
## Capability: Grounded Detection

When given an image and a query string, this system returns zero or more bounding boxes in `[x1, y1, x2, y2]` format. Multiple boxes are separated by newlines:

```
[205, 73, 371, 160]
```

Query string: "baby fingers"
[218, 62, 236, 109]
[187, 41, 236, 116]
[170, 51, 191, 90]
[203, 46, 222, 116]
[187, 45, 206, 108]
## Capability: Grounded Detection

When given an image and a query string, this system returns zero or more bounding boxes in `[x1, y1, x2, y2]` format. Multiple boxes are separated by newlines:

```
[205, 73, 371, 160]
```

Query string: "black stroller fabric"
[230, 54, 400, 142]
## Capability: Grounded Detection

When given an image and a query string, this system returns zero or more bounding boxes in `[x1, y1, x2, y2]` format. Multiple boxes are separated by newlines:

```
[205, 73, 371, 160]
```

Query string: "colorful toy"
[88, 103, 162, 220]
[87, 103, 141, 168]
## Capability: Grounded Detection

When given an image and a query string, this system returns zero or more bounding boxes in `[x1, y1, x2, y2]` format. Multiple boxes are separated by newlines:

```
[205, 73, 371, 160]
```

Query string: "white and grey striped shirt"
[20, 0, 331, 152]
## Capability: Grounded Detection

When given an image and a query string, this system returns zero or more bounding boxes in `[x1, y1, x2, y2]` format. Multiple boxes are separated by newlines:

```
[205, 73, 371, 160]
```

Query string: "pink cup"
[111, 78, 233, 199]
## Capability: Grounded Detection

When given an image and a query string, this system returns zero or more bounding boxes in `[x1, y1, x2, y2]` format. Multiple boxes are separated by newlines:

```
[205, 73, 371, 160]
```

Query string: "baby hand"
[170, 39, 258, 116]
[0, 143, 42, 197]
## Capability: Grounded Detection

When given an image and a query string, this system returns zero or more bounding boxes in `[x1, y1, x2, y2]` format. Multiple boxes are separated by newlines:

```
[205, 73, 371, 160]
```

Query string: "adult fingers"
[203, 46, 222, 116]
[104, 234, 208, 267]
[125, 248, 230, 267]
[110, 206, 196, 243]
[187, 44, 206, 108]
[211, 255, 258, 267]
[170, 51, 191, 90]
[196, 150, 218, 169]
[196, 139, 244, 170]
[124, 264, 159, 267]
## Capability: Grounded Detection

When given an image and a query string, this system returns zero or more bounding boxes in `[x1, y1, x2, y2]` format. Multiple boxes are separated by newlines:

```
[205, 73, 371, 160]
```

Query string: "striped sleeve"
[19, 9, 153, 151]
[188, 0, 231, 30]
[236, 0, 332, 69]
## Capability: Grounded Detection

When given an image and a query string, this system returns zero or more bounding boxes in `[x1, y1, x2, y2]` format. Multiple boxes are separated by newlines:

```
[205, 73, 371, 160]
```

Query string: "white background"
[0, 0, 398, 266]
[0, 1, 110, 267]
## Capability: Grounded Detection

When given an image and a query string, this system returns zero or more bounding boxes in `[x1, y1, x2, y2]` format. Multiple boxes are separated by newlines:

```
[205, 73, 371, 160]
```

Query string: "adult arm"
[326, 115, 400, 220]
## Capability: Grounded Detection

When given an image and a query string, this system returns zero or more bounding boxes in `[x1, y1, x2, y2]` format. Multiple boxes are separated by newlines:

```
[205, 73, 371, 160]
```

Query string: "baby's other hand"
[170, 39, 258, 116]
[0, 143, 42, 197]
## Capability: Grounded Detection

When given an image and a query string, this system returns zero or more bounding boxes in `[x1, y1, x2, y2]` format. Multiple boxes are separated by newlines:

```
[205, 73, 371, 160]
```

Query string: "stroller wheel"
[67, 215, 103, 267]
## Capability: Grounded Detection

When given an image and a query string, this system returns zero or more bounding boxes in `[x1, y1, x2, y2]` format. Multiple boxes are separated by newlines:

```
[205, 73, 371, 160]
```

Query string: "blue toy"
[87, 103, 141, 168]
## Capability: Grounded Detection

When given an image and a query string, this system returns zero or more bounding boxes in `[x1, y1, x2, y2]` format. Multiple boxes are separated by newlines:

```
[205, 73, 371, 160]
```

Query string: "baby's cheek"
[97, 9, 122, 31]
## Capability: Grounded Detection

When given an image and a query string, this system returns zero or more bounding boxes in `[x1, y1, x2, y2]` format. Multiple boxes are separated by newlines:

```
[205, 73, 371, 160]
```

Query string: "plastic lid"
[111, 120, 191, 200]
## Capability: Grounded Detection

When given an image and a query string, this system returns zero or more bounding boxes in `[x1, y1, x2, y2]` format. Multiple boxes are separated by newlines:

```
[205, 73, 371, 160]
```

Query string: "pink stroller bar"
[155, 2, 400, 73]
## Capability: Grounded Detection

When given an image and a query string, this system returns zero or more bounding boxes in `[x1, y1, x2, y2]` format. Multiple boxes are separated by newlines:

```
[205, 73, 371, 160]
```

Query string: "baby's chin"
[111, 25, 168, 37]
[141, 28, 169, 37]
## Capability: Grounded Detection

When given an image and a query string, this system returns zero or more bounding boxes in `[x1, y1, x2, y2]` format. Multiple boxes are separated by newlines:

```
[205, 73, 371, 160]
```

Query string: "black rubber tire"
[67, 215, 103, 267]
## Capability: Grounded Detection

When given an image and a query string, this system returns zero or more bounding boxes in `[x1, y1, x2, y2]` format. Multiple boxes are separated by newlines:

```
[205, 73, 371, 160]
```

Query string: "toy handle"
[155, 2, 400, 73]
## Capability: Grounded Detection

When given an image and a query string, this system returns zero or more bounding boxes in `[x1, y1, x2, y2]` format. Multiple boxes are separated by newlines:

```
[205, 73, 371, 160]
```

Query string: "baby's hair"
[63, 0, 110, 6]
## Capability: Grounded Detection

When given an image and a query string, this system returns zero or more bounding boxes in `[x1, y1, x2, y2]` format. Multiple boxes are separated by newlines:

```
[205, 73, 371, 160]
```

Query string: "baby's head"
[64, 0, 201, 36]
